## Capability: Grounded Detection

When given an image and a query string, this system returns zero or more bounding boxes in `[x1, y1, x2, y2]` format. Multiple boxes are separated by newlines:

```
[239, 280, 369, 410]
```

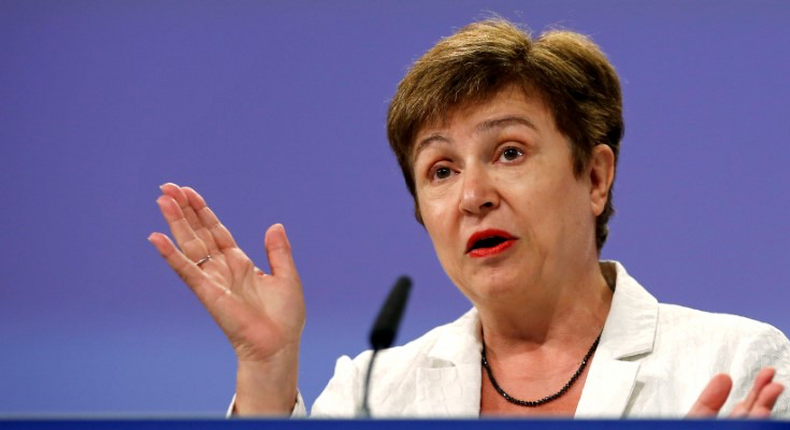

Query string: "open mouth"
[466, 229, 517, 256]
[469, 236, 508, 251]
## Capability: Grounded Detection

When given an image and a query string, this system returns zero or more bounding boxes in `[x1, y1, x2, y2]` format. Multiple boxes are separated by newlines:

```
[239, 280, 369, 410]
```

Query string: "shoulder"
[627, 286, 789, 414]
[361, 307, 480, 375]
[653, 303, 790, 416]
[606, 260, 788, 356]
[657, 302, 787, 344]
[605, 261, 790, 416]
[311, 309, 480, 417]
[655, 302, 790, 374]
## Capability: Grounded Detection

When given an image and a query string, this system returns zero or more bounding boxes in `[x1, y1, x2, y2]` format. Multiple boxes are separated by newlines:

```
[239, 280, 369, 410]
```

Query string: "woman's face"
[411, 86, 604, 305]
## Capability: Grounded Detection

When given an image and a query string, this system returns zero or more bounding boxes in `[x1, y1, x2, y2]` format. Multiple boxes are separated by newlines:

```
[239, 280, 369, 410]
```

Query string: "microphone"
[359, 275, 412, 417]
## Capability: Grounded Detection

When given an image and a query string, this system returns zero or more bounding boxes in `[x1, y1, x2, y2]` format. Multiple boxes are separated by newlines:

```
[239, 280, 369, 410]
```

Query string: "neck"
[475, 260, 612, 353]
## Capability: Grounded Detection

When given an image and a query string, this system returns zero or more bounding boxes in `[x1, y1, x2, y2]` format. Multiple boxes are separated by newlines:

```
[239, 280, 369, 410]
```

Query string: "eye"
[432, 166, 453, 180]
[499, 147, 524, 162]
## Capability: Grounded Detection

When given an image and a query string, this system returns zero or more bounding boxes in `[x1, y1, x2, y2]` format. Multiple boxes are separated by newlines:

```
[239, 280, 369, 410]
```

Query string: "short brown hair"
[387, 18, 624, 251]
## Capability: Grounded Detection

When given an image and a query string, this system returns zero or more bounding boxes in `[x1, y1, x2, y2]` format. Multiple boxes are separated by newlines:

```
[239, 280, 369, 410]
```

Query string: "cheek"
[505, 174, 580, 240]
[420, 200, 450, 245]
[418, 195, 461, 264]
[416, 186, 455, 229]
[539, 178, 594, 247]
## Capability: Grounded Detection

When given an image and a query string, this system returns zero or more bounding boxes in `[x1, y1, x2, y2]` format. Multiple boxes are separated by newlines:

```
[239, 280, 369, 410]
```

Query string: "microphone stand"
[358, 276, 412, 418]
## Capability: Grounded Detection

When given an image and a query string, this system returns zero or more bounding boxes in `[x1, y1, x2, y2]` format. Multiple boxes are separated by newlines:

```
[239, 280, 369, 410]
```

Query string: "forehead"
[411, 86, 555, 157]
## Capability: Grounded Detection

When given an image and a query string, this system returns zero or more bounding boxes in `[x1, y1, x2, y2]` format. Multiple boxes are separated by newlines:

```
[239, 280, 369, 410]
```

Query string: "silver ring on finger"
[196, 255, 212, 267]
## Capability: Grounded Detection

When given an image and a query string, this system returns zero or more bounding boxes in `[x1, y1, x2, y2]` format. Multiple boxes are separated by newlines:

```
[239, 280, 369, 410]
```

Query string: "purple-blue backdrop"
[1, 0, 788, 415]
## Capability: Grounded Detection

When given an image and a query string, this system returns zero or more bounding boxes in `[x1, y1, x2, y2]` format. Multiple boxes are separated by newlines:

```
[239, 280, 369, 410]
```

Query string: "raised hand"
[687, 367, 785, 418]
[149, 183, 305, 414]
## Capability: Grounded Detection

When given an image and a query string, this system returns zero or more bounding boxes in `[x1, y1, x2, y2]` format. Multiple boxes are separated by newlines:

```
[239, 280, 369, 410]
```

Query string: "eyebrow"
[413, 115, 537, 160]
[413, 134, 450, 160]
[475, 115, 538, 134]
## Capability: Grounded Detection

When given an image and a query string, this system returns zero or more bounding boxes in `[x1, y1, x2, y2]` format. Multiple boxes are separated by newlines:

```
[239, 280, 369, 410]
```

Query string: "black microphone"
[359, 275, 412, 417]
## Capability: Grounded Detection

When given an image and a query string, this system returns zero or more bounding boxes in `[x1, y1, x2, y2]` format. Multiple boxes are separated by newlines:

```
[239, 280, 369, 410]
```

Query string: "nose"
[459, 165, 499, 216]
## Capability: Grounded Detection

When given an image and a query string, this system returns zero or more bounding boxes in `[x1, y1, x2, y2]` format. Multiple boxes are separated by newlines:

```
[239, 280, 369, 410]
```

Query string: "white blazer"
[301, 262, 790, 418]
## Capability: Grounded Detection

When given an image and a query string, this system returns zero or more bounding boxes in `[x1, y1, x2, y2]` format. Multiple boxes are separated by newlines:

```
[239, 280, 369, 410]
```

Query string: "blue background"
[1, 0, 788, 414]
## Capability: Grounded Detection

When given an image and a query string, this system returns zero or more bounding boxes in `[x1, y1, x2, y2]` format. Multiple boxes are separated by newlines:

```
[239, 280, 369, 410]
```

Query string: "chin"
[461, 272, 531, 302]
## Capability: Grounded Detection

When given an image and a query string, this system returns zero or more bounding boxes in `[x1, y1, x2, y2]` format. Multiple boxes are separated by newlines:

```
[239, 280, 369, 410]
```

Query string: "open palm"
[149, 183, 305, 378]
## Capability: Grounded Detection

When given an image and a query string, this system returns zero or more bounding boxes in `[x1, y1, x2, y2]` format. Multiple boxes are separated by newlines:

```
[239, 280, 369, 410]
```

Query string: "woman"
[148, 19, 788, 417]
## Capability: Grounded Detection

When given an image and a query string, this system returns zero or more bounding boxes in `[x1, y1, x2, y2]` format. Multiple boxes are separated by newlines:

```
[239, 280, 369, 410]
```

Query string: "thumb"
[264, 223, 299, 281]
[687, 374, 732, 418]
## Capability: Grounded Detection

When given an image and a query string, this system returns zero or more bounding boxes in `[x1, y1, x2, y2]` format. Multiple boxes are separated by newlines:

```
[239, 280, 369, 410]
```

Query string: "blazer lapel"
[415, 309, 482, 417]
[575, 357, 641, 417]
[575, 262, 659, 417]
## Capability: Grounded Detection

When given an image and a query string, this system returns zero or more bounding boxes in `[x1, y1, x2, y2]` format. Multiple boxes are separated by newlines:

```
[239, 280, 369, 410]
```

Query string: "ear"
[589, 144, 615, 217]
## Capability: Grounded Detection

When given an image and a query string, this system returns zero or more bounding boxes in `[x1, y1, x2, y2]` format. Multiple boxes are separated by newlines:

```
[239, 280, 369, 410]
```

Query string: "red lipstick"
[466, 229, 517, 258]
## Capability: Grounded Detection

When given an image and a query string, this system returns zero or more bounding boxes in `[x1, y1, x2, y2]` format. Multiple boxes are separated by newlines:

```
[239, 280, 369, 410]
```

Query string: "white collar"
[597, 261, 658, 359]
[416, 261, 659, 417]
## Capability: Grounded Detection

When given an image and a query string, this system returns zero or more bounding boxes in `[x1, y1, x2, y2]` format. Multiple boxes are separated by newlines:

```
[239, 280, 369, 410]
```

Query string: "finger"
[161, 183, 221, 255]
[156, 194, 209, 261]
[160, 182, 189, 207]
[265, 223, 299, 281]
[687, 374, 732, 418]
[732, 367, 776, 417]
[749, 382, 785, 417]
[148, 232, 228, 302]
[183, 186, 239, 251]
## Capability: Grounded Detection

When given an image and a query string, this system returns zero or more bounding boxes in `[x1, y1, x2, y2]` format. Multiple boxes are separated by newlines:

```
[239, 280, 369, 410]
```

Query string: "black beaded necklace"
[481, 333, 601, 407]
